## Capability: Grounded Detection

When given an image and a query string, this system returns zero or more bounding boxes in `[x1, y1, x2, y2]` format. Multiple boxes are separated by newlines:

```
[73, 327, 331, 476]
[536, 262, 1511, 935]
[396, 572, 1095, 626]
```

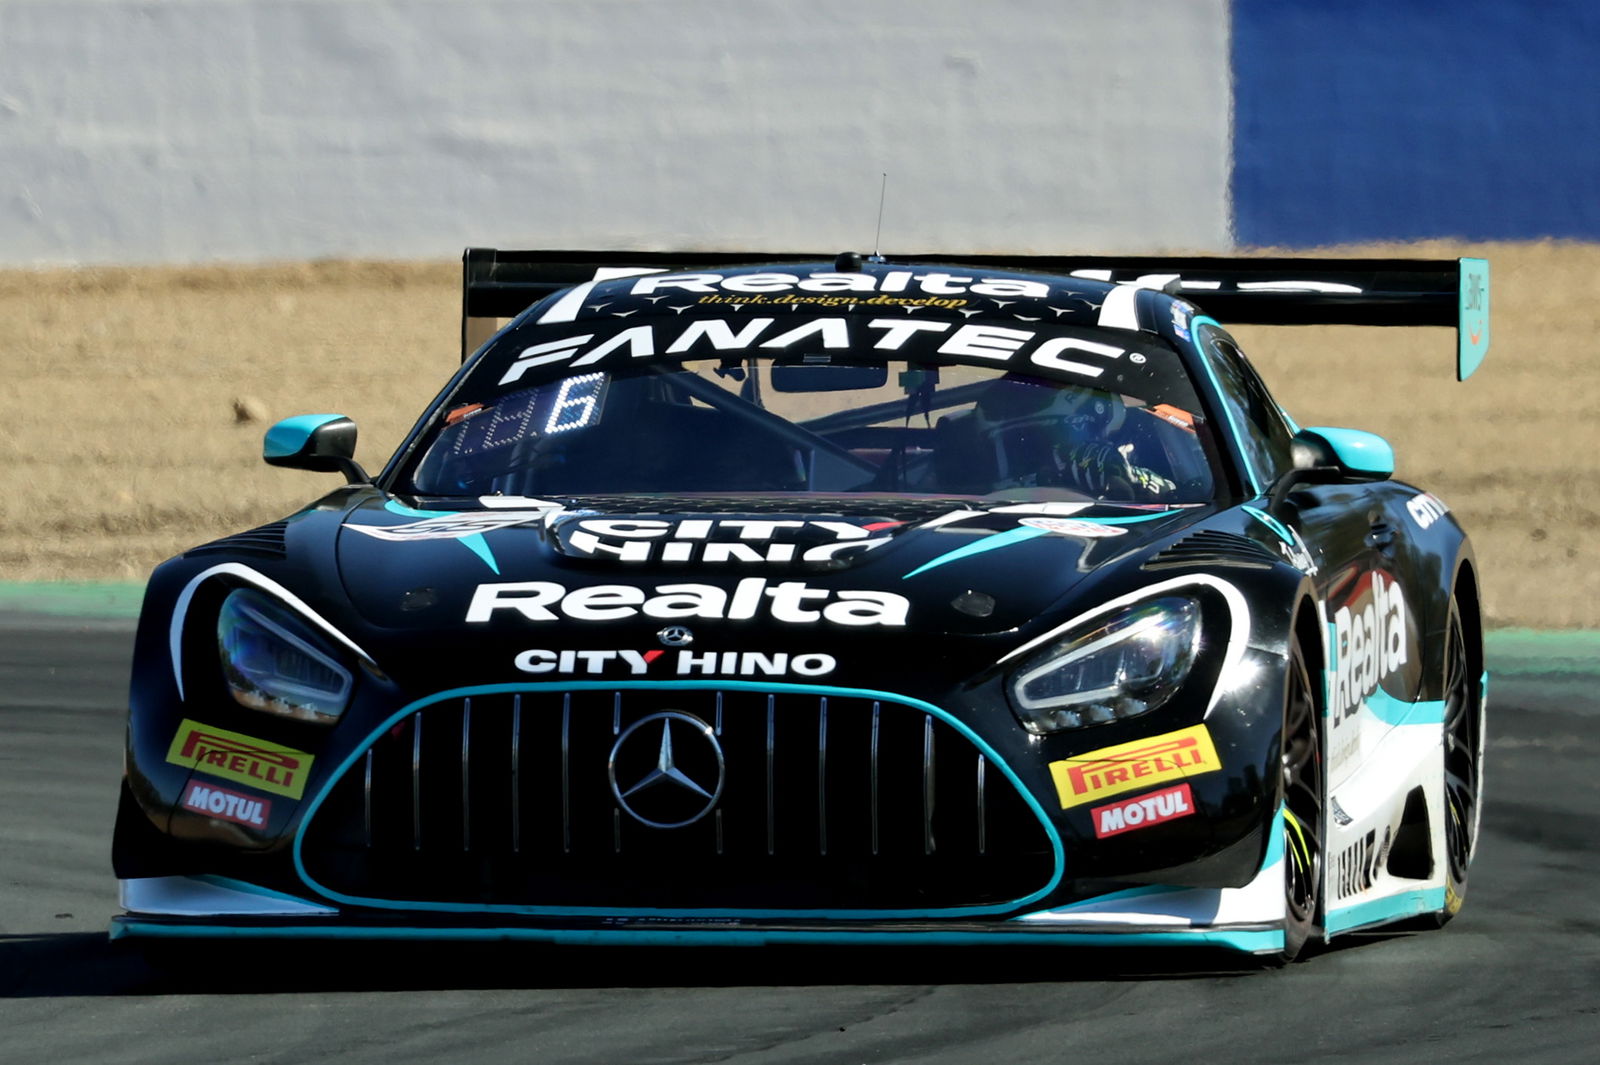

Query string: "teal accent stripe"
[377, 500, 499, 574]
[902, 527, 1045, 578]
[1240, 505, 1293, 546]
[1263, 803, 1285, 868]
[383, 500, 448, 518]
[1190, 316, 1260, 494]
[1018, 883, 1191, 915]
[1324, 888, 1446, 934]
[1059, 514, 1175, 525]
[900, 512, 1173, 580]
[110, 919, 1283, 954]
[456, 535, 500, 574]
[292, 680, 1066, 921]
[1366, 687, 1446, 726]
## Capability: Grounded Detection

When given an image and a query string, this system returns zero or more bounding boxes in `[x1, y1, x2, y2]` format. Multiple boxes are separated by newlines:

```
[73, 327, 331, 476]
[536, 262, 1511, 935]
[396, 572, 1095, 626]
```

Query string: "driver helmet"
[973, 375, 1124, 440]
[970, 376, 1126, 485]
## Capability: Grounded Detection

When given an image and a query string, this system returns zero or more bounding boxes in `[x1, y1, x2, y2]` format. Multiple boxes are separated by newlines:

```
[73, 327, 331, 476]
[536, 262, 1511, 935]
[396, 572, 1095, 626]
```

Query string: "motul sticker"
[1048, 724, 1220, 810]
[1090, 783, 1195, 838]
[181, 781, 272, 828]
[165, 720, 314, 800]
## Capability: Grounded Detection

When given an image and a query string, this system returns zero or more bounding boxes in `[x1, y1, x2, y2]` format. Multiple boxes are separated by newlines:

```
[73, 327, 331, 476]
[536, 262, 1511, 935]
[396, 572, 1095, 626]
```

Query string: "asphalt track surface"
[2, 613, 1596, 1065]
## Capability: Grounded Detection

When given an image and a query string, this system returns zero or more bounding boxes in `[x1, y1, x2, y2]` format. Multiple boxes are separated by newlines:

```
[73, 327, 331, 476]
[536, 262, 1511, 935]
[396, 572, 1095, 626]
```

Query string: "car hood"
[332, 494, 1215, 642]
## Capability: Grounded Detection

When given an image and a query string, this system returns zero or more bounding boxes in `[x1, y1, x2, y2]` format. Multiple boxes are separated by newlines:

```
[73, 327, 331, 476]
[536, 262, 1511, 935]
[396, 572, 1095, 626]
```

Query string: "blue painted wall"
[1232, 0, 1600, 246]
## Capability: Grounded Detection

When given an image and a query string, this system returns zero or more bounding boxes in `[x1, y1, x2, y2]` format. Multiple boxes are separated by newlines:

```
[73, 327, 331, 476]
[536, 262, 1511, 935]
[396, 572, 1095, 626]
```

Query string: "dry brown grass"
[0, 243, 1592, 626]
[1231, 240, 1600, 628]
[0, 261, 457, 581]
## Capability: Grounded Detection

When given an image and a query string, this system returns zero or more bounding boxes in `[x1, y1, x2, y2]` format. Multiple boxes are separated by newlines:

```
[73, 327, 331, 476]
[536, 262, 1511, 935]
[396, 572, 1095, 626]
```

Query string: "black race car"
[111, 250, 1490, 963]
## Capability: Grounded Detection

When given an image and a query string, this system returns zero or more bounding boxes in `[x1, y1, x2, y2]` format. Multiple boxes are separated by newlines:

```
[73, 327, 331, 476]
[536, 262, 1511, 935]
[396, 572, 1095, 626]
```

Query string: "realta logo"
[468, 579, 909, 627]
[1330, 573, 1408, 727]
[627, 270, 1052, 299]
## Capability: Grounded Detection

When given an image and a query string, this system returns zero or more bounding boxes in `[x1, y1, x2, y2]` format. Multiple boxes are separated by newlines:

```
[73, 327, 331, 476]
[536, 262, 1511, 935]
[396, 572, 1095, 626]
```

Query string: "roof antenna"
[870, 172, 888, 262]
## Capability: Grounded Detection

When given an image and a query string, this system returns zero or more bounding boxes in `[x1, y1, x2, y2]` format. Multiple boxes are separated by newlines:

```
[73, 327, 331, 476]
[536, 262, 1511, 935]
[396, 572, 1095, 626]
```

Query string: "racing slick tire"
[1435, 594, 1485, 926]
[1277, 637, 1324, 963]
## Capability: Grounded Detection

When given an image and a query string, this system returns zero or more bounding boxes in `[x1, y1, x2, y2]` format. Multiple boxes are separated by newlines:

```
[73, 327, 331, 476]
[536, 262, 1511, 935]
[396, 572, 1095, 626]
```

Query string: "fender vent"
[184, 521, 289, 560]
[1143, 530, 1277, 571]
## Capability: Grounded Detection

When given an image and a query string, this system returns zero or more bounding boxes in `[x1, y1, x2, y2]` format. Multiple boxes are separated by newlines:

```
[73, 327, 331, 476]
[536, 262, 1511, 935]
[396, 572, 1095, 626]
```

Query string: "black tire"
[1436, 595, 1484, 925]
[1278, 638, 1324, 963]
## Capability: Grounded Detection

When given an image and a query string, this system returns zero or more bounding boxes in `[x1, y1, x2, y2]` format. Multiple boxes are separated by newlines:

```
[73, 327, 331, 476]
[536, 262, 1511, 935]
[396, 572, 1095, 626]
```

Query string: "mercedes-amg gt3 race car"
[112, 250, 1490, 963]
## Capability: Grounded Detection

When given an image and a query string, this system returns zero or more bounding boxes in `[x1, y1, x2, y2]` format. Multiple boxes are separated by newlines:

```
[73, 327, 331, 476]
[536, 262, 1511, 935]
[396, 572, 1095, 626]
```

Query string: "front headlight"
[1008, 596, 1201, 733]
[217, 587, 353, 724]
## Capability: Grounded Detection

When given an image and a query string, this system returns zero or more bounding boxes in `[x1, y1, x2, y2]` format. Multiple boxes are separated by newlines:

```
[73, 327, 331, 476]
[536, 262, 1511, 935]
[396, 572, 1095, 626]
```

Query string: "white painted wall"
[0, 0, 1232, 265]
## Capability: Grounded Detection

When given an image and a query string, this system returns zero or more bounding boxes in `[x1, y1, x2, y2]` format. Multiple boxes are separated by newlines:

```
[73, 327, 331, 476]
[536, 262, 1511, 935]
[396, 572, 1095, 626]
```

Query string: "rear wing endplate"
[462, 249, 1490, 380]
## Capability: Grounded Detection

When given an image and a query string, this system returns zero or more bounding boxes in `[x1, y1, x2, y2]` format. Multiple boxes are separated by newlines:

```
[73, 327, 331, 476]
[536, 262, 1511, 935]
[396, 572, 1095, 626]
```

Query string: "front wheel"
[1278, 638, 1324, 962]
[1436, 596, 1484, 924]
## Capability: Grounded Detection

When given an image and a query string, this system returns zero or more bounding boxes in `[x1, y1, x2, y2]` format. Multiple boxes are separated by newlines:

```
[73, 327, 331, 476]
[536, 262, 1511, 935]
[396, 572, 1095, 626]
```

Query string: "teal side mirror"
[263, 414, 369, 483]
[1296, 427, 1394, 480]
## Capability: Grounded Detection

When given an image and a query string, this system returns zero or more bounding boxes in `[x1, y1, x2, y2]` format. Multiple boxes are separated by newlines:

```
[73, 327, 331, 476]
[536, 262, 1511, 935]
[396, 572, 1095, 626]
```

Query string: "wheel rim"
[1282, 646, 1323, 928]
[1441, 605, 1481, 882]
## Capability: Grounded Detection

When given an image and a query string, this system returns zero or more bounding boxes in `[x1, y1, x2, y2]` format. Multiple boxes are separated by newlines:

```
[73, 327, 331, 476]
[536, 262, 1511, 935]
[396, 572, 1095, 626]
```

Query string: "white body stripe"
[995, 573, 1251, 717]
[169, 562, 374, 701]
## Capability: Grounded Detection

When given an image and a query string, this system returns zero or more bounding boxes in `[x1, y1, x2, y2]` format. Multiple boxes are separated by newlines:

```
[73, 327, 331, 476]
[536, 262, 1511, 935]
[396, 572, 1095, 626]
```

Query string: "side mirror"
[1294, 426, 1395, 480]
[263, 414, 370, 484]
[1269, 427, 1393, 513]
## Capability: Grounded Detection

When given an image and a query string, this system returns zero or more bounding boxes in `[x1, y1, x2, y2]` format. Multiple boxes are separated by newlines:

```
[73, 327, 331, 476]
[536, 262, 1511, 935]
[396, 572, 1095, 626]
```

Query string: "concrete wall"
[0, 0, 1233, 265]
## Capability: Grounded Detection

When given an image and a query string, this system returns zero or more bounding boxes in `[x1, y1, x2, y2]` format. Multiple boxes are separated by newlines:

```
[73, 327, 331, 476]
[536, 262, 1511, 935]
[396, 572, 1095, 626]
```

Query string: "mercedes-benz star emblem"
[657, 625, 694, 647]
[608, 711, 725, 829]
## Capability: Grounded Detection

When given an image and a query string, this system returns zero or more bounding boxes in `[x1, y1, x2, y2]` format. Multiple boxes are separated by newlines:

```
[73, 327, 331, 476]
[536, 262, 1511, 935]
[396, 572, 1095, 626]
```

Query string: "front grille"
[301, 688, 1055, 911]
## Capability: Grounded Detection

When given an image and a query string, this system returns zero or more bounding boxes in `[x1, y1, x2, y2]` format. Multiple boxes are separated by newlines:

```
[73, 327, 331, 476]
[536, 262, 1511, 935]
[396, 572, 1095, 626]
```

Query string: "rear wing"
[461, 249, 1490, 380]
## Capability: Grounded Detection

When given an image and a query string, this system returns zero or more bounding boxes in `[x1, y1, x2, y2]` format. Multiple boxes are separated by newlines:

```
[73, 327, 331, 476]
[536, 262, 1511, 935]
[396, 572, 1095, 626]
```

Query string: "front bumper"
[111, 859, 1291, 955]
[118, 670, 1284, 950]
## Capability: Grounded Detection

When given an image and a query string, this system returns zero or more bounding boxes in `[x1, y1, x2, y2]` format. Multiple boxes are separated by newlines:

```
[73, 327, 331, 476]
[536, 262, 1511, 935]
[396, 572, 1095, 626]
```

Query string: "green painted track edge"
[0, 581, 146, 618]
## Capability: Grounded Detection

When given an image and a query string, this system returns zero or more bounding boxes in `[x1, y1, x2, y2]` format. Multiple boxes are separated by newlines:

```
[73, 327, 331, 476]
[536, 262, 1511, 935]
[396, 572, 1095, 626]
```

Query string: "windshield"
[399, 319, 1219, 504]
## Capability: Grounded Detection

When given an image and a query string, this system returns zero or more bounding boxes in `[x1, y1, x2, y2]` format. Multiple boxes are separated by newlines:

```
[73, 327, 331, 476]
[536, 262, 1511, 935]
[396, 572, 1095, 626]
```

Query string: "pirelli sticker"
[165, 719, 314, 800]
[1048, 724, 1220, 810]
